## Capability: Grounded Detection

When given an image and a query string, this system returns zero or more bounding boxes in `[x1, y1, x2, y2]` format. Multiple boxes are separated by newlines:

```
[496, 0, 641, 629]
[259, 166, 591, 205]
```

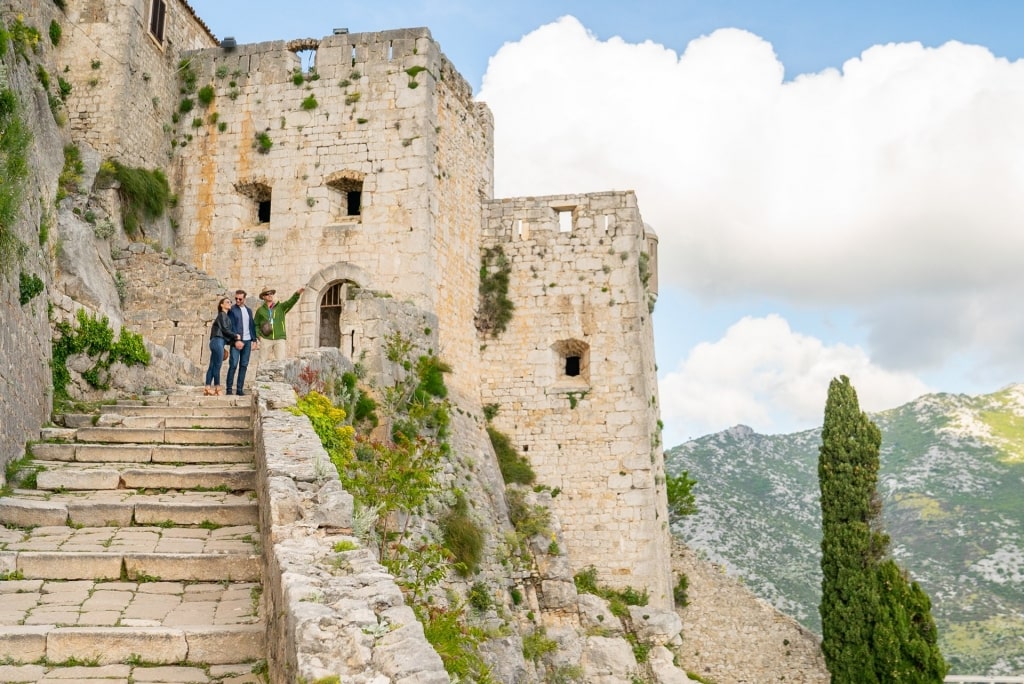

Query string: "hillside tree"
[818, 375, 946, 682]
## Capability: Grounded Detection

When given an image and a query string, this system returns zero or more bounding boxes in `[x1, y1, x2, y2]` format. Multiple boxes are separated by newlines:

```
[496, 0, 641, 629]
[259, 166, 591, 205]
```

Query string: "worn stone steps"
[0, 389, 266, 678]
[31, 442, 253, 464]
[0, 662, 264, 683]
[0, 489, 258, 527]
[25, 461, 256, 491]
[74, 427, 251, 446]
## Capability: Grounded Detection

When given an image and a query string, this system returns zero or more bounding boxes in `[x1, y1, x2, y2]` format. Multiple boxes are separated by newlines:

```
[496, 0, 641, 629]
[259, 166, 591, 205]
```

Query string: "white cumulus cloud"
[479, 16, 1024, 436]
[658, 315, 932, 442]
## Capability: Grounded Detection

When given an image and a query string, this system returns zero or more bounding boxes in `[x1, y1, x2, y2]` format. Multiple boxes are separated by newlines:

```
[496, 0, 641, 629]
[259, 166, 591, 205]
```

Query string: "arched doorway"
[318, 280, 360, 349]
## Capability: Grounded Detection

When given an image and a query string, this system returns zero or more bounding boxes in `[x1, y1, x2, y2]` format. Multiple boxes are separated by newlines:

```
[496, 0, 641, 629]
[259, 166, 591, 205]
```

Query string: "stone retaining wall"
[253, 381, 449, 684]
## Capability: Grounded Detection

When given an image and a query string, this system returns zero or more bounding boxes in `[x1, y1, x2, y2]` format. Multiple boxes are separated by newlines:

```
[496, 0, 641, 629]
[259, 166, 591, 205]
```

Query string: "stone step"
[86, 415, 252, 430]
[74, 427, 251, 446]
[25, 461, 256, 491]
[0, 524, 260, 580]
[0, 624, 264, 666]
[0, 489, 257, 527]
[100, 404, 253, 418]
[32, 443, 253, 463]
[0, 662, 265, 683]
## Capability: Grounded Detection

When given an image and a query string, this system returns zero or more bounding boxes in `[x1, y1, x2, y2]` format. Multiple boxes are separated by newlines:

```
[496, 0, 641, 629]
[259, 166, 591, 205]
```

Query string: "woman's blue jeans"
[205, 337, 226, 386]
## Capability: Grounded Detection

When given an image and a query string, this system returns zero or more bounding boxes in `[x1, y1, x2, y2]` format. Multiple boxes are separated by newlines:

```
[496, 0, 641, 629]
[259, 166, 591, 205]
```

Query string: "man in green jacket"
[255, 285, 304, 361]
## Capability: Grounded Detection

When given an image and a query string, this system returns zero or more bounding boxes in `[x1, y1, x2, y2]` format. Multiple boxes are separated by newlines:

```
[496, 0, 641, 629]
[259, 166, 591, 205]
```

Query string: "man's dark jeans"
[226, 340, 252, 394]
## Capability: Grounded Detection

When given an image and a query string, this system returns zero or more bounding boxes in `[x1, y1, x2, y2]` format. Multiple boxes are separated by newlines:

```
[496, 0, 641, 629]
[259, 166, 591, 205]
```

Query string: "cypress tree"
[818, 376, 946, 682]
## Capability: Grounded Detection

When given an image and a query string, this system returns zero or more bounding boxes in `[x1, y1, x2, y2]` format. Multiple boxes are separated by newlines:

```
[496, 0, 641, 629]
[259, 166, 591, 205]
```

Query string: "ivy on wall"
[475, 245, 514, 336]
[51, 310, 151, 399]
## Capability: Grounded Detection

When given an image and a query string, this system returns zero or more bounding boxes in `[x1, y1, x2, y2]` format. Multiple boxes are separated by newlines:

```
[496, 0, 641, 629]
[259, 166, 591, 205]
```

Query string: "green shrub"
[51, 310, 150, 399]
[673, 572, 690, 608]
[440, 492, 484, 576]
[488, 426, 534, 485]
[522, 626, 558, 663]
[110, 161, 170, 237]
[419, 605, 492, 682]
[0, 86, 31, 272]
[666, 470, 698, 519]
[18, 271, 44, 305]
[476, 245, 514, 336]
[48, 19, 61, 46]
[197, 84, 215, 106]
[256, 132, 272, 154]
[468, 581, 492, 612]
[56, 144, 83, 202]
[506, 488, 550, 539]
[301, 94, 317, 110]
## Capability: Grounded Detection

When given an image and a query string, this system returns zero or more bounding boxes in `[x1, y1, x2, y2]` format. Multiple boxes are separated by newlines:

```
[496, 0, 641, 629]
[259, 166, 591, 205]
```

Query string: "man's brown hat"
[259, 287, 276, 298]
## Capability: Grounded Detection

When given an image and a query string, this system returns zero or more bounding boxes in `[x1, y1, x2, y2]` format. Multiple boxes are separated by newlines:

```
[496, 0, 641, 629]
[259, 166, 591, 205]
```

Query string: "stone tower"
[479, 193, 671, 606]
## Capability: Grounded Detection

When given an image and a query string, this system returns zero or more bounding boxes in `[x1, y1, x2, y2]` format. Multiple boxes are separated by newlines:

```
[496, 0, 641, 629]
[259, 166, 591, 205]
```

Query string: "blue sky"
[189, 1, 1024, 445]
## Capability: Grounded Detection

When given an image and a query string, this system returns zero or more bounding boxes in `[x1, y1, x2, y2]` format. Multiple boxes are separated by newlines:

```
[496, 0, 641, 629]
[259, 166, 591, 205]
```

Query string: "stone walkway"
[0, 390, 266, 683]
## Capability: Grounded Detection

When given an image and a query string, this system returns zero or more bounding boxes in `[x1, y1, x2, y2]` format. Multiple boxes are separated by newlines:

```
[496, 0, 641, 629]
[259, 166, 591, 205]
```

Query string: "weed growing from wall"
[56, 144, 83, 202]
[196, 84, 214, 107]
[0, 83, 31, 273]
[48, 20, 61, 46]
[476, 245, 514, 336]
[255, 132, 272, 154]
[51, 309, 150, 400]
[18, 271, 43, 305]
[440, 491, 485, 576]
[105, 161, 170, 237]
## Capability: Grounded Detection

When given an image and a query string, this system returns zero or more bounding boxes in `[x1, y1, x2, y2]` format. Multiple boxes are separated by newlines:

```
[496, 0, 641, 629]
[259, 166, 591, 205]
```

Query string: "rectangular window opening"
[388, 41, 394, 61]
[558, 209, 573, 233]
[346, 190, 362, 216]
[149, 0, 166, 43]
[565, 356, 581, 377]
[258, 200, 271, 224]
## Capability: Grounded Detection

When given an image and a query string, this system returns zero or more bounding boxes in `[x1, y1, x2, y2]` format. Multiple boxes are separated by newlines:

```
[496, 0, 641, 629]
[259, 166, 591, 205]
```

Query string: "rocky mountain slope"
[666, 384, 1024, 675]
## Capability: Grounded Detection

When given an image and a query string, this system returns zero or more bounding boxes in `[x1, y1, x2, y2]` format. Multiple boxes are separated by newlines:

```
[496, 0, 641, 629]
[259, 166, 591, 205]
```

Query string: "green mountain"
[666, 385, 1024, 675]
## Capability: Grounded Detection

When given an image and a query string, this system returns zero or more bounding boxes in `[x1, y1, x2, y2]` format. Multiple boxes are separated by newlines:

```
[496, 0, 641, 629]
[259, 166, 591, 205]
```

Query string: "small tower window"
[552, 339, 590, 385]
[326, 171, 365, 220]
[234, 180, 273, 226]
[148, 0, 166, 43]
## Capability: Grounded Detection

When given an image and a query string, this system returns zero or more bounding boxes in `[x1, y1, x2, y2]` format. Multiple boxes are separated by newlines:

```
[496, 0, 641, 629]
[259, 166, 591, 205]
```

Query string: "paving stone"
[67, 501, 134, 527]
[163, 429, 250, 446]
[0, 664, 46, 682]
[151, 445, 252, 464]
[134, 501, 257, 526]
[130, 665, 209, 682]
[124, 553, 260, 582]
[74, 444, 153, 463]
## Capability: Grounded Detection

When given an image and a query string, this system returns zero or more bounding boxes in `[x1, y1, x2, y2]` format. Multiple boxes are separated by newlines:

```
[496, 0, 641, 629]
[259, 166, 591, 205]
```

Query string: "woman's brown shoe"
[214, 386, 222, 396]
[203, 386, 213, 396]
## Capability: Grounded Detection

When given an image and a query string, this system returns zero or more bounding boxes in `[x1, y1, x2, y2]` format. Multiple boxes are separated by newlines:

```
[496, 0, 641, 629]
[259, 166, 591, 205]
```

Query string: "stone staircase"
[0, 391, 266, 684]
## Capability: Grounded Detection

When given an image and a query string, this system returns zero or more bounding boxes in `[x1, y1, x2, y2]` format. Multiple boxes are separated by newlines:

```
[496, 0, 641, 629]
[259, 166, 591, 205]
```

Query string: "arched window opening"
[318, 280, 361, 349]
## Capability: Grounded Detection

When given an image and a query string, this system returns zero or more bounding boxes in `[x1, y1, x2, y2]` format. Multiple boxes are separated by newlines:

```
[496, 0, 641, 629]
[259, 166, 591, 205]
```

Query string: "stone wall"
[253, 381, 450, 684]
[169, 28, 492, 397]
[57, 0, 216, 168]
[116, 242, 232, 372]
[673, 542, 830, 683]
[0, 17, 65, 469]
[479, 192, 672, 608]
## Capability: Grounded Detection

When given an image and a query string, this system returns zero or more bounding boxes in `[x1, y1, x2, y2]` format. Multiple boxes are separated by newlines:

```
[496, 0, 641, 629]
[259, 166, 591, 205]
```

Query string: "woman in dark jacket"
[204, 297, 233, 395]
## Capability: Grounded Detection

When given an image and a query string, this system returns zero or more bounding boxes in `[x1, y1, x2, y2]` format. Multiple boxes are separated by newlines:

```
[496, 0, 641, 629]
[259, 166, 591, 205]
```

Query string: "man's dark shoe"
[225, 390, 233, 395]
[236, 390, 245, 396]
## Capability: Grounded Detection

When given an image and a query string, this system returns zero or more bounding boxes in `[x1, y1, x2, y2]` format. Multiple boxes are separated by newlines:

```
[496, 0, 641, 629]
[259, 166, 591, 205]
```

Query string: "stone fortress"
[0, 1, 831, 681]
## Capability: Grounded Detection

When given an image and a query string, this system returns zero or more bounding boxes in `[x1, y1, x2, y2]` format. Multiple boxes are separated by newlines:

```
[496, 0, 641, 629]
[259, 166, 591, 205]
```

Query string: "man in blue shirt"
[226, 289, 260, 396]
